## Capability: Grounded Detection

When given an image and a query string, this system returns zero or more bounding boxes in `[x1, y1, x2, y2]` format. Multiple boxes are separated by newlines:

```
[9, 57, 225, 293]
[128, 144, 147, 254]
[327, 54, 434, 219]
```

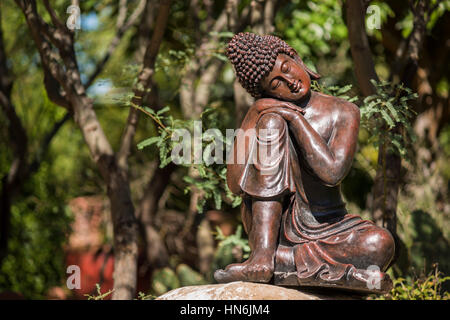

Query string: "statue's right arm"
[226, 102, 260, 195]
[252, 98, 305, 115]
[226, 98, 301, 195]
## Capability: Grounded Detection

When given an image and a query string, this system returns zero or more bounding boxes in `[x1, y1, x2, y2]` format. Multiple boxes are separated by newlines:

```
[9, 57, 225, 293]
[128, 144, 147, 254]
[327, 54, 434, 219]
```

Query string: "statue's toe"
[214, 269, 230, 283]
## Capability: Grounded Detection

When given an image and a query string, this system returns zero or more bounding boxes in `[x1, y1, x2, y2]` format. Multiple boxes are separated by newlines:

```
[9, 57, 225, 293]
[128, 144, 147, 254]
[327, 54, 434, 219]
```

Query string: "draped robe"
[227, 109, 394, 293]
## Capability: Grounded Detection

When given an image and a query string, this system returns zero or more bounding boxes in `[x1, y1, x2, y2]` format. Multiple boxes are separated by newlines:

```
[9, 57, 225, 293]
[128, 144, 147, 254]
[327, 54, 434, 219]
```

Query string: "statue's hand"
[253, 98, 305, 115]
[259, 106, 303, 123]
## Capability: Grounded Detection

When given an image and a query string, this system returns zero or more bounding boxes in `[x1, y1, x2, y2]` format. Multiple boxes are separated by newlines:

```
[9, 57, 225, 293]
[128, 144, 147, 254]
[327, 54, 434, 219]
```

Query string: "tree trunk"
[345, 0, 431, 267]
[72, 95, 139, 299]
[345, 0, 399, 236]
[137, 162, 175, 268]
[345, 0, 378, 96]
[130, 0, 173, 271]
[12, 0, 173, 299]
[371, 137, 401, 234]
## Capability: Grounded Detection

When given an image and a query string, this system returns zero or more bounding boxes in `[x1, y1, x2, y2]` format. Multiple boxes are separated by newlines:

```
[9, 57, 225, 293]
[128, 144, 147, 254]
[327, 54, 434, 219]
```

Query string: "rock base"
[156, 281, 367, 300]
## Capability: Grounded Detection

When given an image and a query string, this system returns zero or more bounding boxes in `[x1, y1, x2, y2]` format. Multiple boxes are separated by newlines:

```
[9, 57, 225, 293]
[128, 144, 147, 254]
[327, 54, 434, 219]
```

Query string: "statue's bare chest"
[302, 106, 335, 143]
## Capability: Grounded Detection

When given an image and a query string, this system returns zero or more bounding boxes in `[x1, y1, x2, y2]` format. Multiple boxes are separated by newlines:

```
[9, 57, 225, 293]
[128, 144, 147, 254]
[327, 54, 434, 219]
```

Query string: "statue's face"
[260, 54, 311, 102]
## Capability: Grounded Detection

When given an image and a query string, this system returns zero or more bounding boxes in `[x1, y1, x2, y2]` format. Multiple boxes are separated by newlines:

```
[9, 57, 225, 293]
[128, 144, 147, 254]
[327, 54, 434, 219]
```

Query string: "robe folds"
[230, 112, 394, 292]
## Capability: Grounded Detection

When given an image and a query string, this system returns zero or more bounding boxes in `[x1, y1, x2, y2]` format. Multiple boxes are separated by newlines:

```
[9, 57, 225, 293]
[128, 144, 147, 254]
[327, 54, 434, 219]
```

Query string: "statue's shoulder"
[313, 91, 360, 122]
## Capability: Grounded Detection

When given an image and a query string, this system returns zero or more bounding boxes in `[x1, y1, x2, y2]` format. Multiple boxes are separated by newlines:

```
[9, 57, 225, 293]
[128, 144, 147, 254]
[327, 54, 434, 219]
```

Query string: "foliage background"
[0, 0, 448, 299]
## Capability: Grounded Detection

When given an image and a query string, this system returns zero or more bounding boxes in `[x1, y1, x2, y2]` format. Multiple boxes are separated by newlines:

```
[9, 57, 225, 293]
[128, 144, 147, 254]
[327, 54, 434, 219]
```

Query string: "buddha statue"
[214, 32, 395, 293]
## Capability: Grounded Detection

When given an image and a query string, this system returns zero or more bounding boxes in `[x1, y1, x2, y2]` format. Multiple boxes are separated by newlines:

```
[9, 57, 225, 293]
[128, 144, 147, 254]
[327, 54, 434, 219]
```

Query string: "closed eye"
[270, 79, 280, 90]
[281, 61, 290, 73]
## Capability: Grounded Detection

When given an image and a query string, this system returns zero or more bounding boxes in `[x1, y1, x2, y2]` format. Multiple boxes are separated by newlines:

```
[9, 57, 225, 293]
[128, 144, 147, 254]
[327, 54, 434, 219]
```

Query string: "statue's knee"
[256, 113, 285, 130]
[362, 227, 395, 270]
[256, 113, 285, 141]
[378, 229, 395, 269]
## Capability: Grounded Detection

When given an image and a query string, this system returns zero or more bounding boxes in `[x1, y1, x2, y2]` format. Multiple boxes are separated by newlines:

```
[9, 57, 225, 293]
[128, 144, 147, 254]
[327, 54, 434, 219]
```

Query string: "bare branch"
[182, 0, 241, 119]
[264, 0, 277, 34]
[14, 0, 68, 100]
[195, 59, 224, 114]
[117, 0, 129, 29]
[180, 61, 198, 117]
[28, 1, 74, 59]
[251, 0, 264, 34]
[141, 1, 171, 69]
[135, 0, 158, 61]
[42, 0, 66, 30]
[345, 0, 379, 96]
[389, 0, 428, 84]
[136, 162, 175, 267]
[117, 0, 171, 171]
[226, 0, 239, 31]
[196, 8, 228, 69]
[43, 71, 71, 108]
[212, 6, 229, 33]
[227, 0, 251, 33]
[86, 0, 146, 88]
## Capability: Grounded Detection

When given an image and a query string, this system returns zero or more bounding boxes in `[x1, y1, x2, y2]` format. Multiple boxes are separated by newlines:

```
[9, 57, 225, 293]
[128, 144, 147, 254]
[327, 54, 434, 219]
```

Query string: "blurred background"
[0, 0, 448, 299]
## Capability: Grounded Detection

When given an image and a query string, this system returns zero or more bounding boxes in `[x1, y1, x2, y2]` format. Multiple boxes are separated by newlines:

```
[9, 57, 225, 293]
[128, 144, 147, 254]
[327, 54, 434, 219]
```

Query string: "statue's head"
[226, 32, 320, 102]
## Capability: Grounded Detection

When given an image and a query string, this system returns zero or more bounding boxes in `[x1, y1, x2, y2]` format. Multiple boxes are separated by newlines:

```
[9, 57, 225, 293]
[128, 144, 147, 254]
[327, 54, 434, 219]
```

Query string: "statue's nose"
[282, 75, 293, 87]
[287, 79, 295, 88]
[286, 77, 297, 90]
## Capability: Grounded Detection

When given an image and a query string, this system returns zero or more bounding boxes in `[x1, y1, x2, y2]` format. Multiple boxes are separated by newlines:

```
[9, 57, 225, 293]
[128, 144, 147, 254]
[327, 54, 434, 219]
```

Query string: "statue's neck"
[294, 90, 313, 110]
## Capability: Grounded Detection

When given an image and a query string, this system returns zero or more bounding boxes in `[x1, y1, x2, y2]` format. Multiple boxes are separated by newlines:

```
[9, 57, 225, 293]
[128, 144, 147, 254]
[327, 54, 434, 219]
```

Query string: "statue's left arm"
[261, 101, 360, 187]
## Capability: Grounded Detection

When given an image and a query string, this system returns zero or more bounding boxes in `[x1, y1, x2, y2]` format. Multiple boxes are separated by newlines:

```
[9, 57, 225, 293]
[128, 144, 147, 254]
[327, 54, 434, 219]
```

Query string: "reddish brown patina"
[214, 32, 395, 293]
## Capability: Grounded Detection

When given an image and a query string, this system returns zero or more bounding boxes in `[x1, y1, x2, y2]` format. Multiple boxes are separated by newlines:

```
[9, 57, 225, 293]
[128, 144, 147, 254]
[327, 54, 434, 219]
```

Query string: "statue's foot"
[214, 254, 274, 283]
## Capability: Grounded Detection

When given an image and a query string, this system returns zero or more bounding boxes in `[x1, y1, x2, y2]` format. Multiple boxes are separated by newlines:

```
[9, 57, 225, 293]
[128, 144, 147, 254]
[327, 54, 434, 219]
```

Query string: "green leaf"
[385, 101, 400, 122]
[212, 52, 228, 62]
[137, 137, 160, 150]
[213, 191, 222, 210]
[209, 31, 234, 38]
[380, 109, 395, 128]
[156, 106, 170, 115]
[143, 106, 156, 115]
[336, 84, 353, 95]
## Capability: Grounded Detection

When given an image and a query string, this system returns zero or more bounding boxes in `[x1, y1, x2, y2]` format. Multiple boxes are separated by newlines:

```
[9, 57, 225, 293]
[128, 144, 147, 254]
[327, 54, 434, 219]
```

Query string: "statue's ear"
[294, 56, 321, 80]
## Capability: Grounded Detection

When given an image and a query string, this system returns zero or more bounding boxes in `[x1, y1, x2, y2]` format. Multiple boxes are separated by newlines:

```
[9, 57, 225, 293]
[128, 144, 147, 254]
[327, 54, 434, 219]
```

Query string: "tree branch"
[345, 0, 379, 96]
[180, 0, 232, 118]
[42, 0, 66, 30]
[14, 0, 71, 109]
[264, 0, 277, 34]
[250, 0, 264, 34]
[86, 0, 146, 87]
[136, 162, 176, 267]
[117, 0, 129, 29]
[194, 59, 225, 114]
[117, 0, 171, 172]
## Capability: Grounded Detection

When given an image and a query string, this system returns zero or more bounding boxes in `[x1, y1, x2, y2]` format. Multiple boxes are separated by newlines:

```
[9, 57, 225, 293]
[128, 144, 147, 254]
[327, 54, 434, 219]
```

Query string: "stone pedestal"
[156, 281, 367, 300]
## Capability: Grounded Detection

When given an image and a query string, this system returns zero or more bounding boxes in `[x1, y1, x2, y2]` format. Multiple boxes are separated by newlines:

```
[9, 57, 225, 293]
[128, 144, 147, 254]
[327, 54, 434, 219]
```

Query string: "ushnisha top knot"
[226, 32, 298, 98]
